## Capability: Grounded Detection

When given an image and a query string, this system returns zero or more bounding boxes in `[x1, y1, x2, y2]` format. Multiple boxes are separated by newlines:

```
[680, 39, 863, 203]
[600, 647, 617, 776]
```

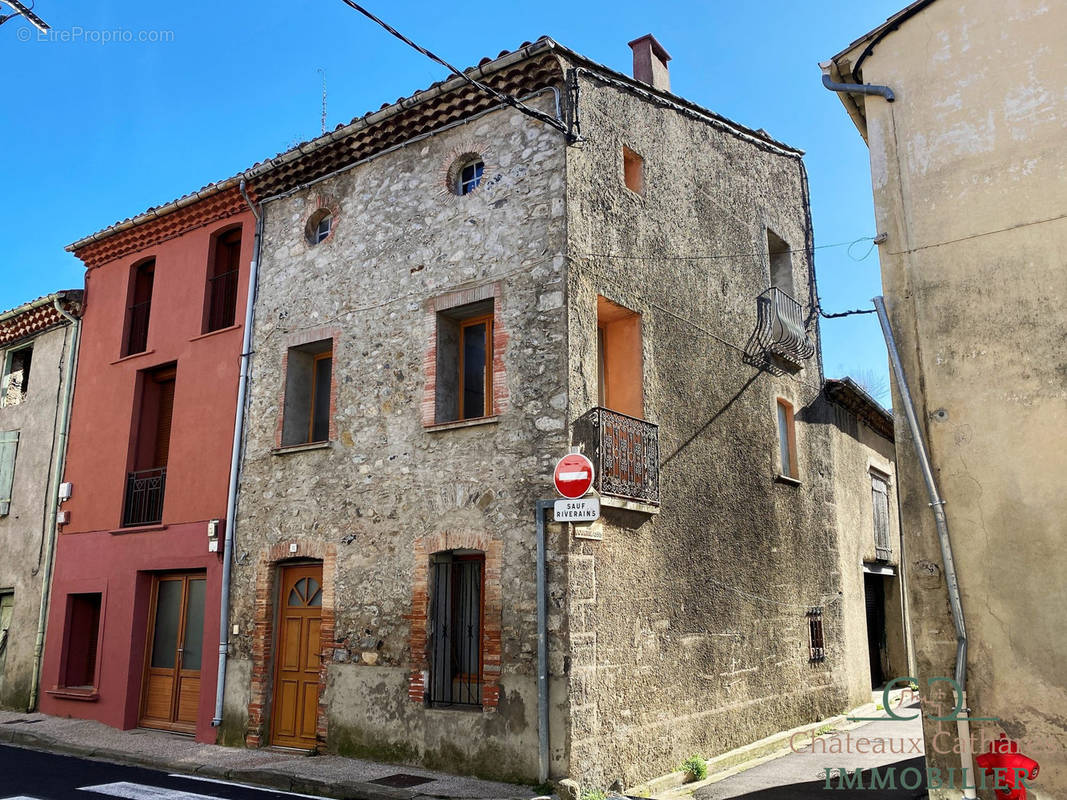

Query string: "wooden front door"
[270, 564, 323, 749]
[140, 573, 206, 733]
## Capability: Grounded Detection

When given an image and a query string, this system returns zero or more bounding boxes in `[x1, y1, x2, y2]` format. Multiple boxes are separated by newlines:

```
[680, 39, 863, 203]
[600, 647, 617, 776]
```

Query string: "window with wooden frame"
[776, 398, 798, 480]
[280, 340, 333, 446]
[807, 608, 825, 663]
[435, 301, 494, 424]
[204, 227, 241, 333]
[124, 259, 155, 356]
[428, 551, 484, 708]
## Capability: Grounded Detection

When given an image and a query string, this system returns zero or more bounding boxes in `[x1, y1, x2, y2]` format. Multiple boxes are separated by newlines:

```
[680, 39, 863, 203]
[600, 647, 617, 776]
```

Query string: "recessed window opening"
[1, 345, 33, 407]
[429, 550, 484, 708]
[62, 593, 102, 688]
[0, 591, 13, 664]
[776, 398, 798, 480]
[281, 339, 333, 446]
[305, 209, 333, 246]
[808, 608, 825, 663]
[597, 296, 643, 418]
[0, 430, 18, 516]
[623, 145, 644, 195]
[767, 229, 794, 298]
[124, 259, 155, 356]
[205, 227, 241, 332]
[435, 300, 494, 423]
[124, 365, 175, 527]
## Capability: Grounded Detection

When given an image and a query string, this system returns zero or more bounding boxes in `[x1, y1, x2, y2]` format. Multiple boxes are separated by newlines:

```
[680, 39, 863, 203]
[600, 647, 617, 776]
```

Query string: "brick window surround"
[422, 283, 509, 427]
[245, 540, 337, 749]
[274, 327, 341, 449]
[408, 532, 503, 710]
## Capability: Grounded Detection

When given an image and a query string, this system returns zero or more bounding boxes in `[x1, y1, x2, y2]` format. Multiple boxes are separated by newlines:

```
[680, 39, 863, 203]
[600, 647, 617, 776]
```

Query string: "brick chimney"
[628, 34, 671, 91]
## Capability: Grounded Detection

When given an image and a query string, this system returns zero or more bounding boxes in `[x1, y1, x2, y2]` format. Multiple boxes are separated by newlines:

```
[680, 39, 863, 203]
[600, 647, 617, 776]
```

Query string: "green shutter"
[0, 430, 19, 516]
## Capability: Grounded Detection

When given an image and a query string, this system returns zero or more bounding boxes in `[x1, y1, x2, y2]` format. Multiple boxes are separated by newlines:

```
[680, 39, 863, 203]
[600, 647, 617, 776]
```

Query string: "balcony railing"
[574, 407, 660, 505]
[123, 467, 166, 527]
[749, 287, 814, 368]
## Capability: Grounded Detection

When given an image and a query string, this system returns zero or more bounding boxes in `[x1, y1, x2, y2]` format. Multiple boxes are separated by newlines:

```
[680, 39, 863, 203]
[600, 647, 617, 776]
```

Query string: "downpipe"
[212, 180, 263, 728]
[27, 298, 80, 711]
[820, 68, 895, 102]
[873, 296, 977, 799]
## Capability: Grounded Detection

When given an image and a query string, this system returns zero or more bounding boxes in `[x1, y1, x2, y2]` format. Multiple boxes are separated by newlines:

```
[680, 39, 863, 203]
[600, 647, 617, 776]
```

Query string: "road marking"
[79, 783, 221, 800]
[168, 775, 330, 800]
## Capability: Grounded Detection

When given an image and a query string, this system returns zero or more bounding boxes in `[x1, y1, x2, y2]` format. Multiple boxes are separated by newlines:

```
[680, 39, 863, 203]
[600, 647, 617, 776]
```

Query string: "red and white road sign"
[553, 453, 595, 499]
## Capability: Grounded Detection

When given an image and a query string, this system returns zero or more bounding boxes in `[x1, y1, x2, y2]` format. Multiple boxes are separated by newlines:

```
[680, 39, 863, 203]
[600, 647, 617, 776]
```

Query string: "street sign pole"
[534, 498, 553, 785]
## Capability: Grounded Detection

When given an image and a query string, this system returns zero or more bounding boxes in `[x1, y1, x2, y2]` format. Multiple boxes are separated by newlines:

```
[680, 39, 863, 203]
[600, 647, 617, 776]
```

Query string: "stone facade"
[222, 41, 905, 785]
[827, 2, 1066, 796]
[0, 293, 81, 711]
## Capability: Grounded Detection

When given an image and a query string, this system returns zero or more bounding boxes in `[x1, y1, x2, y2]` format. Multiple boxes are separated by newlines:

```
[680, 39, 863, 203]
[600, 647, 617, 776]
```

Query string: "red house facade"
[40, 186, 255, 742]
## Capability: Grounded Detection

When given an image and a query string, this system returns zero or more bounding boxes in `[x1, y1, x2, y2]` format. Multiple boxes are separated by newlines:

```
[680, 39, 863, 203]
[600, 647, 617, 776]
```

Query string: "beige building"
[0, 291, 82, 711]
[824, 0, 1066, 797]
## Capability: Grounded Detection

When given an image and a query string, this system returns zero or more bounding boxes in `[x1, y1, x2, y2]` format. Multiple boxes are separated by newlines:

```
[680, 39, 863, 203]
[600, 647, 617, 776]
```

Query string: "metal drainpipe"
[873, 296, 978, 799]
[820, 67, 895, 102]
[534, 499, 554, 784]
[28, 297, 81, 711]
[212, 179, 262, 728]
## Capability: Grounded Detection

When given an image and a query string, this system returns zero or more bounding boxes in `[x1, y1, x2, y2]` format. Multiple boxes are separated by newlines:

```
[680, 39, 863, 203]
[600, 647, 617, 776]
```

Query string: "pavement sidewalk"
[0, 709, 538, 800]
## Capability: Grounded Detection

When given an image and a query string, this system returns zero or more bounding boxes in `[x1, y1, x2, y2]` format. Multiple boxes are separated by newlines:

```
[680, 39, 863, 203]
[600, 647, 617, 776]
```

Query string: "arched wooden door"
[270, 563, 323, 748]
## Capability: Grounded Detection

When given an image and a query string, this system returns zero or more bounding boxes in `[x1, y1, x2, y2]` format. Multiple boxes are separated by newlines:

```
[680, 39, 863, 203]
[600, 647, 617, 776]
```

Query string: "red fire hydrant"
[975, 734, 1039, 800]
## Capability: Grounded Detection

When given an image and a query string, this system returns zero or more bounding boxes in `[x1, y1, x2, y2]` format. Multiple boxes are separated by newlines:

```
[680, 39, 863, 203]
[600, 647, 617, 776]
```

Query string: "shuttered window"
[871, 472, 891, 561]
[153, 375, 176, 468]
[0, 430, 19, 516]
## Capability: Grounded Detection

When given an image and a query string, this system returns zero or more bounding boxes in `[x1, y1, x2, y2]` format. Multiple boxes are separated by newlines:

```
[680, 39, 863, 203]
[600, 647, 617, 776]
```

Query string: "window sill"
[47, 687, 99, 701]
[425, 415, 500, 433]
[600, 495, 660, 515]
[774, 474, 802, 487]
[109, 523, 168, 535]
[110, 349, 156, 365]
[272, 441, 332, 456]
[191, 323, 241, 342]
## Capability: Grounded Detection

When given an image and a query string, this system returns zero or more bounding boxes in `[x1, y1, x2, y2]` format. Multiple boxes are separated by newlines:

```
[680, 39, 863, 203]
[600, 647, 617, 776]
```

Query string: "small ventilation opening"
[623, 146, 644, 195]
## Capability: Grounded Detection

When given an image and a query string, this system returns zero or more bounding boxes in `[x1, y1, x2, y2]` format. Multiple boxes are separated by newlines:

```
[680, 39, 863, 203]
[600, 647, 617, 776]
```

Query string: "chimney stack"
[628, 34, 671, 91]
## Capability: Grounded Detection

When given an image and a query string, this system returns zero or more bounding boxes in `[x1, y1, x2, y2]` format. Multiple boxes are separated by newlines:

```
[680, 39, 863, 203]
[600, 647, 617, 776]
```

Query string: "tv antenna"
[317, 68, 327, 134]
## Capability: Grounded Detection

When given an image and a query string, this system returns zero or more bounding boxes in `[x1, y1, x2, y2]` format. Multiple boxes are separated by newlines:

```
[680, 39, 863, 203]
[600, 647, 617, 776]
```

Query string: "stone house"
[213, 35, 906, 785]
[0, 290, 82, 711]
[823, 1, 1066, 797]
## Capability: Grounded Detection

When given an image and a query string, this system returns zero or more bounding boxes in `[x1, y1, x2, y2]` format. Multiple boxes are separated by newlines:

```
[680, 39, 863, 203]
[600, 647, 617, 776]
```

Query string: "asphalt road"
[694, 710, 929, 800]
[0, 745, 324, 800]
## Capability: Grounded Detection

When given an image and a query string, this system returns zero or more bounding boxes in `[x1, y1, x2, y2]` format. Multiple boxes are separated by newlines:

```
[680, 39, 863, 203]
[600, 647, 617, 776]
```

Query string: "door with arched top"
[270, 563, 323, 748]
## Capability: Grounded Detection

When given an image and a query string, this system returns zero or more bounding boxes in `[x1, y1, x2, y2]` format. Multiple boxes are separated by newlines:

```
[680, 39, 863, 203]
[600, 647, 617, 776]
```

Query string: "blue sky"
[0, 0, 899, 401]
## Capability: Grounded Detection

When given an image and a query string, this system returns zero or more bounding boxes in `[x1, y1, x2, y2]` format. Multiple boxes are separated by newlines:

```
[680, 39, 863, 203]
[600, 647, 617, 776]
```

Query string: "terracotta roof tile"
[0, 291, 84, 348]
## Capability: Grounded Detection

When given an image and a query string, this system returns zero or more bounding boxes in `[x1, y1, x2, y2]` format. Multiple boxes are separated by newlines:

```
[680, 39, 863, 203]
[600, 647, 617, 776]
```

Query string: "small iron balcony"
[574, 407, 660, 506]
[123, 467, 166, 527]
[751, 287, 815, 368]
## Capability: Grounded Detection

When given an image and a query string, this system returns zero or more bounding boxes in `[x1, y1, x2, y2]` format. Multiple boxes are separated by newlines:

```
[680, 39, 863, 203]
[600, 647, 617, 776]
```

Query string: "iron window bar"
[428, 556, 483, 708]
[123, 467, 166, 527]
[807, 607, 826, 663]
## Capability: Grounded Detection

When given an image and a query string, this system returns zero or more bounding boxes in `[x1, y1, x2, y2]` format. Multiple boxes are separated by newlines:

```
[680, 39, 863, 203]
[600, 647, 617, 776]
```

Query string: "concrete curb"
[630, 695, 901, 799]
[1, 729, 519, 800]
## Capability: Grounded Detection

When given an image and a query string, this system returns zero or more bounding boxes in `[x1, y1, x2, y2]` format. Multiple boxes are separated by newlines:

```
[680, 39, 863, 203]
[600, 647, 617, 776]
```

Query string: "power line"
[335, 0, 571, 139]
[578, 235, 876, 263]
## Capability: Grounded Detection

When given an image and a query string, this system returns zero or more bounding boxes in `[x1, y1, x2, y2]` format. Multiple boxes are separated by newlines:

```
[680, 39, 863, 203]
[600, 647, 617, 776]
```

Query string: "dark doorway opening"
[864, 573, 887, 688]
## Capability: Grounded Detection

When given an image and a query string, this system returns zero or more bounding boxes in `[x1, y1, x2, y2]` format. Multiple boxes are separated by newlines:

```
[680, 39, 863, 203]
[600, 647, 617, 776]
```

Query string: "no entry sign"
[553, 453, 595, 499]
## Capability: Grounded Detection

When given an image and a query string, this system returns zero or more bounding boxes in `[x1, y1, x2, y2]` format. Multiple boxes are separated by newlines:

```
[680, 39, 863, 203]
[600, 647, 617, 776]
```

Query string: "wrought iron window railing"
[574, 407, 660, 505]
[751, 287, 814, 367]
[428, 555, 483, 708]
[123, 467, 166, 527]
[125, 300, 152, 355]
[206, 269, 239, 332]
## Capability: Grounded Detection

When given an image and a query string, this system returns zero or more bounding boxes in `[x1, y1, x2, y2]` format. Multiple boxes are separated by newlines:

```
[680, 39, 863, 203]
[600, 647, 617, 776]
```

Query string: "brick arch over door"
[408, 531, 503, 710]
[245, 540, 337, 749]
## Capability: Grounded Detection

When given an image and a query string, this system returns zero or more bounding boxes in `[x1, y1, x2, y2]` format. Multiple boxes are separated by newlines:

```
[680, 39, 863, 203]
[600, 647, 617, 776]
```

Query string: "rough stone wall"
[826, 403, 908, 707]
[0, 322, 73, 710]
[226, 92, 571, 781]
[561, 70, 861, 786]
[851, 1, 1067, 795]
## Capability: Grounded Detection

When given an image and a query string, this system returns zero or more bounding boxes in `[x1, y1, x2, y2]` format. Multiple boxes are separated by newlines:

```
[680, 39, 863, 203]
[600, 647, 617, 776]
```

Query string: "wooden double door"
[140, 572, 206, 733]
[270, 563, 323, 749]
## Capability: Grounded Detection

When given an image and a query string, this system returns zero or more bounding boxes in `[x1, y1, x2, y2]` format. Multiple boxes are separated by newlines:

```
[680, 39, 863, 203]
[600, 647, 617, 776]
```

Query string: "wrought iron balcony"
[573, 407, 659, 506]
[123, 467, 166, 527]
[749, 287, 815, 369]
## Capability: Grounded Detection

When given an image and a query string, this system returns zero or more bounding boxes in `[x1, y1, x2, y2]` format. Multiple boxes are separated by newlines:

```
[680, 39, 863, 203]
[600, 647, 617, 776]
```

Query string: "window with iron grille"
[205, 227, 241, 332]
[428, 551, 483, 708]
[871, 471, 892, 561]
[808, 608, 825, 663]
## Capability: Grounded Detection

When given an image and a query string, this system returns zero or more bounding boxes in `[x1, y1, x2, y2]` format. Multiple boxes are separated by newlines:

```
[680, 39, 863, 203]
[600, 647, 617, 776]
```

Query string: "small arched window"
[457, 158, 484, 195]
[306, 209, 333, 245]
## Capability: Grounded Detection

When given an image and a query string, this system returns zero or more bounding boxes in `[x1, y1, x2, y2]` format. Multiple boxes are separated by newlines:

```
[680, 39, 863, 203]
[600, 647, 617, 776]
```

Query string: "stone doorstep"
[0, 727, 533, 800]
[631, 693, 903, 799]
